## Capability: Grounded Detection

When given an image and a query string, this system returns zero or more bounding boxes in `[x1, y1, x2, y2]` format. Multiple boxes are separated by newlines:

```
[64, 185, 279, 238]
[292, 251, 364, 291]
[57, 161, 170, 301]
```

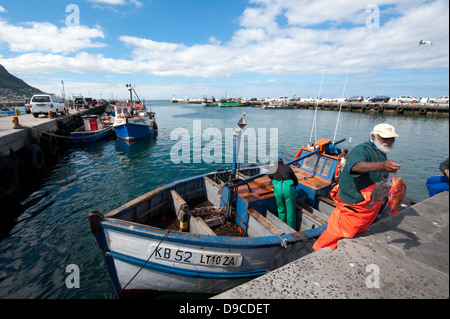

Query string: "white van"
[30, 94, 66, 118]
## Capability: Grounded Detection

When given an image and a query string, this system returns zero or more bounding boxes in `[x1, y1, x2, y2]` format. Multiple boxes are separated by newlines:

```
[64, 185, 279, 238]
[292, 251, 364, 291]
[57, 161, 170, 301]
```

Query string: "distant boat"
[113, 85, 158, 142]
[202, 97, 219, 107]
[71, 115, 113, 143]
[218, 99, 249, 107]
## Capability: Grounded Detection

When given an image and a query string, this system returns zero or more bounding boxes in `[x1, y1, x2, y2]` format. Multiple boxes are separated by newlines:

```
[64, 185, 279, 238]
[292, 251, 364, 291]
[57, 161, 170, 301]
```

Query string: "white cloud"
[88, 0, 143, 7]
[0, 0, 448, 80]
[0, 19, 106, 54]
[0, 5, 7, 13]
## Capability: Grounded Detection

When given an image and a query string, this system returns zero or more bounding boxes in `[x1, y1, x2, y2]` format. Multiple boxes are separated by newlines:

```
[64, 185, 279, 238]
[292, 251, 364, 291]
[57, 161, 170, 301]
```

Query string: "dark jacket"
[268, 162, 298, 186]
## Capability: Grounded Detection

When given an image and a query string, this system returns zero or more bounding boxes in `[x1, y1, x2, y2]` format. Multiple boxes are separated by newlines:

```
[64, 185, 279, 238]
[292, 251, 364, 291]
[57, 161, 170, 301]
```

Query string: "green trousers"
[272, 179, 296, 229]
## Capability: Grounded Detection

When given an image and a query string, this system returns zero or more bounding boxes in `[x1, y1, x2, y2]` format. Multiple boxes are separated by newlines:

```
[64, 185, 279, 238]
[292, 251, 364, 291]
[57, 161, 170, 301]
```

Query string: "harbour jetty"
[0, 105, 106, 203]
[214, 191, 449, 299]
[251, 100, 449, 116]
[172, 98, 449, 116]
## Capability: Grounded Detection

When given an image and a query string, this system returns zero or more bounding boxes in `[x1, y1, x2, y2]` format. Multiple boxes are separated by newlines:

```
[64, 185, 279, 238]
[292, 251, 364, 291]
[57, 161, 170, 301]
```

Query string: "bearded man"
[313, 123, 401, 250]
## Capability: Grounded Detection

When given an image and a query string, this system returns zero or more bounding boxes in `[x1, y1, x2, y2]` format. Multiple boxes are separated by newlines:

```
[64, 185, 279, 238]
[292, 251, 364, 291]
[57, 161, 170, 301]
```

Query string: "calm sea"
[0, 101, 448, 298]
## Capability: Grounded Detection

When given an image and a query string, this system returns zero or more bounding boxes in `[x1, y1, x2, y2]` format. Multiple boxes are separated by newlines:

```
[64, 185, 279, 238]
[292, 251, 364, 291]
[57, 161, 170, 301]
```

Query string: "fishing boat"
[71, 115, 114, 143]
[113, 85, 157, 142]
[202, 97, 219, 107]
[89, 114, 349, 297]
[218, 99, 249, 107]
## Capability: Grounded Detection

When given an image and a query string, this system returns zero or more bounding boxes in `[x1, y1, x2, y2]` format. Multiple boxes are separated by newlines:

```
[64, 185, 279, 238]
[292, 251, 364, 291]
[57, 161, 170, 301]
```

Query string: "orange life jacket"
[313, 183, 382, 250]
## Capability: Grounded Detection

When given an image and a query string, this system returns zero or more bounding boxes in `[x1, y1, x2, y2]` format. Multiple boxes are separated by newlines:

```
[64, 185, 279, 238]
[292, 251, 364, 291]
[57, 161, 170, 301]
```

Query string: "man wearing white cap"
[313, 123, 401, 250]
[337, 123, 401, 205]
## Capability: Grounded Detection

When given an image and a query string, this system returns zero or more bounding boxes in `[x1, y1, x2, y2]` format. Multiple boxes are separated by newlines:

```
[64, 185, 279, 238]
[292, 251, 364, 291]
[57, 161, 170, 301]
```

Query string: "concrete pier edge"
[214, 191, 449, 299]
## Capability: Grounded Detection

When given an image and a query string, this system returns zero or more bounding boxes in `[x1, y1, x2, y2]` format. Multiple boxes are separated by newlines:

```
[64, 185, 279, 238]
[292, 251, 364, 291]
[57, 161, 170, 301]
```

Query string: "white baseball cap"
[372, 123, 400, 138]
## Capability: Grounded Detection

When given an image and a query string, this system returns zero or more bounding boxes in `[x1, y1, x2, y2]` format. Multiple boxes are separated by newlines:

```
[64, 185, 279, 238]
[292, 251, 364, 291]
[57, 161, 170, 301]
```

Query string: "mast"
[332, 64, 350, 145]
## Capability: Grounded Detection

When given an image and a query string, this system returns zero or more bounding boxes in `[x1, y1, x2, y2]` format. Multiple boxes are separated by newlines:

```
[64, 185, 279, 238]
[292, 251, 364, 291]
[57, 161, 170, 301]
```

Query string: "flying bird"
[419, 40, 433, 46]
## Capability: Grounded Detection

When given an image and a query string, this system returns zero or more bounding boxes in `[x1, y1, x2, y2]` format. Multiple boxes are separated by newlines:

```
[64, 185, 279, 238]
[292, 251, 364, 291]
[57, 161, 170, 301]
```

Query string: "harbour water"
[0, 100, 448, 298]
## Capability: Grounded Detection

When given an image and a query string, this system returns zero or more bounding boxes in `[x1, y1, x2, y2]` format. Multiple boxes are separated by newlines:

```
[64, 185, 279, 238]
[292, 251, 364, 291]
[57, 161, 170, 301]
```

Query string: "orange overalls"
[313, 184, 382, 250]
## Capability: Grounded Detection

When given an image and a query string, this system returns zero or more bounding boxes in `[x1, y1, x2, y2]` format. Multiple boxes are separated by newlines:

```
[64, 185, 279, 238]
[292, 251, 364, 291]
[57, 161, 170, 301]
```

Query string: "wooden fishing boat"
[89, 134, 348, 297]
[71, 115, 114, 143]
[113, 102, 157, 142]
[113, 85, 157, 142]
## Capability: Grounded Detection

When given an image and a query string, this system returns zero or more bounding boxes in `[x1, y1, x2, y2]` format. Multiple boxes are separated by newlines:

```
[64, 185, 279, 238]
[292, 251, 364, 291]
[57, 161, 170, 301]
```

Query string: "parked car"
[397, 95, 418, 103]
[429, 96, 449, 104]
[346, 96, 364, 102]
[74, 96, 88, 108]
[30, 94, 66, 118]
[24, 98, 32, 114]
[369, 96, 390, 103]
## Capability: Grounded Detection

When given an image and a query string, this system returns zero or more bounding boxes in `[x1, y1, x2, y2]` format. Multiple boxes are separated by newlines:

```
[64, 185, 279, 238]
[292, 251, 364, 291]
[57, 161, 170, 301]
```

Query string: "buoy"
[0, 156, 20, 198]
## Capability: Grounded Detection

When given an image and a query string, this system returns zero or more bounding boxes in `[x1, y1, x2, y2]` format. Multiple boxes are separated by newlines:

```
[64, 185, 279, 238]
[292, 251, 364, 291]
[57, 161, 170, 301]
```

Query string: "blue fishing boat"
[71, 115, 114, 143]
[113, 85, 157, 142]
[89, 115, 347, 297]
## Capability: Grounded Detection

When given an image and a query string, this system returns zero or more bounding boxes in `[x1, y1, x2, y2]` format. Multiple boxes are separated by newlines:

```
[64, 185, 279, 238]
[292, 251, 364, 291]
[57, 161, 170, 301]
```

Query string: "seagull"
[419, 39, 433, 46]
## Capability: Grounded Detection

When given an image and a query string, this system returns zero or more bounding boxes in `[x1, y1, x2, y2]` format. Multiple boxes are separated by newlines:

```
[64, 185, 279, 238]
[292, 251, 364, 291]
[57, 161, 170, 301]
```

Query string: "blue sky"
[0, 0, 448, 100]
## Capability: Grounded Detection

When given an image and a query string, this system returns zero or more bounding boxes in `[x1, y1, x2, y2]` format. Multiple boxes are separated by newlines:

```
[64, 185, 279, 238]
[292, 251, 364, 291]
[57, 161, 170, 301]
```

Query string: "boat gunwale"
[97, 166, 326, 249]
[99, 217, 325, 249]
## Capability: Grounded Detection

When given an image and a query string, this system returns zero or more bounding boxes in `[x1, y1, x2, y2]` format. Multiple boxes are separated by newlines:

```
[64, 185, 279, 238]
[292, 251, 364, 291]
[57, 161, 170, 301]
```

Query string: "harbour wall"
[0, 105, 106, 204]
[251, 100, 449, 116]
[171, 99, 449, 116]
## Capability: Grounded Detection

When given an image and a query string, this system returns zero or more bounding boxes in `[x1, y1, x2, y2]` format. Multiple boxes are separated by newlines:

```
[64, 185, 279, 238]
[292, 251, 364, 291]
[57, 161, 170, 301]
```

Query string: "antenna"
[309, 65, 325, 144]
[332, 64, 350, 145]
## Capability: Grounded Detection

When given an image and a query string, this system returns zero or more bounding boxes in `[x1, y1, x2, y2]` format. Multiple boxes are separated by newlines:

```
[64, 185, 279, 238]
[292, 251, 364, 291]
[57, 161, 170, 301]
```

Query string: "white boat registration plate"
[150, 245, 242, 268]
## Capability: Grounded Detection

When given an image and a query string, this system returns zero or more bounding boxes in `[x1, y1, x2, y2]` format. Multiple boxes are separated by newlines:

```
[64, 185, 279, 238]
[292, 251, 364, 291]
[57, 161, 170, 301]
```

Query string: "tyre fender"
[0, 156, 20, 198]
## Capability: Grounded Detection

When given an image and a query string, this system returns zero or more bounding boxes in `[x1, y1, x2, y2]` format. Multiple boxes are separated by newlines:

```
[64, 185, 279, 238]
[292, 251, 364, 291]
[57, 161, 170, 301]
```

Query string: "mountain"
[0, 64, 44, 97]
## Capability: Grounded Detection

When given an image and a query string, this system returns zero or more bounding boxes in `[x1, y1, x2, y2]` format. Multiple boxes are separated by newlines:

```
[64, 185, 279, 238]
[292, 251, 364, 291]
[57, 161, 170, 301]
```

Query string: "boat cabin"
[115, 102, 155, 119]
[82, 115, 104, 131]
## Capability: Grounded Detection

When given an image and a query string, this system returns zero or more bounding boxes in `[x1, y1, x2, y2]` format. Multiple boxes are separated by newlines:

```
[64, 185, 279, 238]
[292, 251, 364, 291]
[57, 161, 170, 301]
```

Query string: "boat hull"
[71, 127, 112, 143]
[89, 166, 327, 296]
[114, 123, 153, 142]
[93, 214, 322, 295]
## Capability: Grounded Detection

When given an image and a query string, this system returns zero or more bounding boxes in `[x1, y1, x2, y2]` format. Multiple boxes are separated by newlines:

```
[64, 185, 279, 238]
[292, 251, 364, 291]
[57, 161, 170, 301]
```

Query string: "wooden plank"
[318, 195, 336, 207]
[296, 204, 327, 225]
[293, 168, 331, 190]
[204, 176, 221, 206]
[192, 217, 217, 236]
[247, 208, 284, 236]
[266, 210, 296, 234]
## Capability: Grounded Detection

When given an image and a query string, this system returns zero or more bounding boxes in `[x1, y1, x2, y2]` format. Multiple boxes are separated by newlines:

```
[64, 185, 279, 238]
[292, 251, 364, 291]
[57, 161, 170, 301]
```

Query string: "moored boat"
[89, 115, 350, 297]
[218, 99, 249, 107]
[71, 115, 114, 143]
[202, 97, 219, 106]
[113, 85, 157, 142]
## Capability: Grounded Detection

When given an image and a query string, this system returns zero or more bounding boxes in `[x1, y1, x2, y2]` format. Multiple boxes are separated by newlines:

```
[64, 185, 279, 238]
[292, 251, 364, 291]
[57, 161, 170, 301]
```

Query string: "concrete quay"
[0, 106, 105, 202]
[1, 106, 105, 156]
[214, 191, 449, 299]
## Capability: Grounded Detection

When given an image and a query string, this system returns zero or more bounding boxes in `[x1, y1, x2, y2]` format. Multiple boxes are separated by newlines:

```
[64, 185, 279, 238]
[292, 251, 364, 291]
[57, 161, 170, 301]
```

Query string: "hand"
[384, 160, 402, 173]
